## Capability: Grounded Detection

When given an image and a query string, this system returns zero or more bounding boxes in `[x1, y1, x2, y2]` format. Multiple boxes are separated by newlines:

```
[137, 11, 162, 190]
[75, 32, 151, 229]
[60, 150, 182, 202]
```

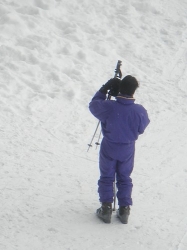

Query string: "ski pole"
[95, 129, 102, 149]
[114, 60, 122, 79]
[87, 120, 100, 152]
[87, 60, 122, 151]
[94, 60, 122, 147]
[113, 177, 116, 211]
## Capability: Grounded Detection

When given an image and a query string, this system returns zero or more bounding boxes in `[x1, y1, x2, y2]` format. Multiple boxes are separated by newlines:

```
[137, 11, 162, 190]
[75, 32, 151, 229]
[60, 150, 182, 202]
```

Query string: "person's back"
[91, 95, 148, 144]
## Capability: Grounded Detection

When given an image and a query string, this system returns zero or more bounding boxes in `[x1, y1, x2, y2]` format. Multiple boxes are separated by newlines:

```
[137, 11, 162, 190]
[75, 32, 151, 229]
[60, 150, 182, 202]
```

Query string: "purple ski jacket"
[89, 91, 150, 144]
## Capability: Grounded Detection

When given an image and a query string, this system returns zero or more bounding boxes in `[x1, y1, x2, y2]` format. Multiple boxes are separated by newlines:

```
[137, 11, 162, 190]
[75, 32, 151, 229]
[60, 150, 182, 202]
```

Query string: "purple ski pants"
[98, 138, 135, 206]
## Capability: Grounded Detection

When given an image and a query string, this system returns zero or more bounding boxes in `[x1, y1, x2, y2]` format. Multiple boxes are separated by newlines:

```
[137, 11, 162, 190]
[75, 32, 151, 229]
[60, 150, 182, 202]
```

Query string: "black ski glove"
[99, 78, 121, 96]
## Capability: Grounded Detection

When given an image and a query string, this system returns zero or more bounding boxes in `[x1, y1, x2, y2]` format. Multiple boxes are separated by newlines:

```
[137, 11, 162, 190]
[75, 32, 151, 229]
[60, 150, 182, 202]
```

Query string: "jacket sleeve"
[138, 107, 150, 134]
[89, 91, 112, 122]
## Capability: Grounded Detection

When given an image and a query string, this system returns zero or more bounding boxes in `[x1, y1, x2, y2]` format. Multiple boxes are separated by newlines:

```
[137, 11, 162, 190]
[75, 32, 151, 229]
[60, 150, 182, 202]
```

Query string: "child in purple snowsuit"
[89, 75, 150, 224]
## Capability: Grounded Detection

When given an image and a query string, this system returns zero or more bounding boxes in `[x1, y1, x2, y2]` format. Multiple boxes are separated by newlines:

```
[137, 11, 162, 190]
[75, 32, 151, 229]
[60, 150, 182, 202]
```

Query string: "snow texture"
[0, 0, 187, 249]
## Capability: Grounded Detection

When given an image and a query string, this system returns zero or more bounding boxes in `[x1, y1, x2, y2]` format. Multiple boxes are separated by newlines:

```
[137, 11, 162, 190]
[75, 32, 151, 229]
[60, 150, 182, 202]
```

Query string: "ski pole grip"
[114, 60, 122, 79]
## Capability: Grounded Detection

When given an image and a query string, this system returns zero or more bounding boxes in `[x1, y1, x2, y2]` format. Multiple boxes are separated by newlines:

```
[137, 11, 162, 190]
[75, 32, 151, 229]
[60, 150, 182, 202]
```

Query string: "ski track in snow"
[0, 0, 187, 250]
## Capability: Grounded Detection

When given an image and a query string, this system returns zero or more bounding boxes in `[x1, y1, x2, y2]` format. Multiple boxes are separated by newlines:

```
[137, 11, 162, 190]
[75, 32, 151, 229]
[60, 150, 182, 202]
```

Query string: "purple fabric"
[99, 138, 135, 206]
[89, 91, 150, 206]
[89, 91, 150, 143]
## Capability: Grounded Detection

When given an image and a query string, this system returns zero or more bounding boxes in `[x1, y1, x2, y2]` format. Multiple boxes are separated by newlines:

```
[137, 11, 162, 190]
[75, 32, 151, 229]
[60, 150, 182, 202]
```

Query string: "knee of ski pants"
[116, 154, 135, 180]
[99, 145, 117, 179]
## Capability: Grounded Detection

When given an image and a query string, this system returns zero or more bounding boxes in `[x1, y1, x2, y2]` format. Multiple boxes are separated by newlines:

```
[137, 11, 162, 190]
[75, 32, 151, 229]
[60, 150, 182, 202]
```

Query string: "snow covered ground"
[1, 0, 187, 249]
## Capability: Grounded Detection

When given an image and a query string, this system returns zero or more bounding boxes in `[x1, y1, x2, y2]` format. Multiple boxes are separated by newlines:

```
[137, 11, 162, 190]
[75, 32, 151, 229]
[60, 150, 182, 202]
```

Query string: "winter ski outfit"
[89, 76, 150, 223]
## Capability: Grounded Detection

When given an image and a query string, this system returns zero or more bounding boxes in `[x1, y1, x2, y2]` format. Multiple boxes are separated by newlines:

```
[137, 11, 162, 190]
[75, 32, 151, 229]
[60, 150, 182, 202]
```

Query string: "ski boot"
[96, 203, 112, 223]
[117, 206, 130, 224]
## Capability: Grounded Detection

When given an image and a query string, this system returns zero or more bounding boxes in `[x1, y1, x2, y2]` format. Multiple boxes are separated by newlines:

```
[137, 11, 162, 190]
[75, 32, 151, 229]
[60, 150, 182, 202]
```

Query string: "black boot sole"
[96, 209, 111, 223]
[117, 210, 129, 224]
[97, 214, 111, 223]
[117, 214, 128, 224]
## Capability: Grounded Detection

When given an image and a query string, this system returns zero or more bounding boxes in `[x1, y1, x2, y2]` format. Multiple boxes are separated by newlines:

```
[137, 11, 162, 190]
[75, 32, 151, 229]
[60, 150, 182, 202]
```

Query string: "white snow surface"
[1, 0, 187, 249]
